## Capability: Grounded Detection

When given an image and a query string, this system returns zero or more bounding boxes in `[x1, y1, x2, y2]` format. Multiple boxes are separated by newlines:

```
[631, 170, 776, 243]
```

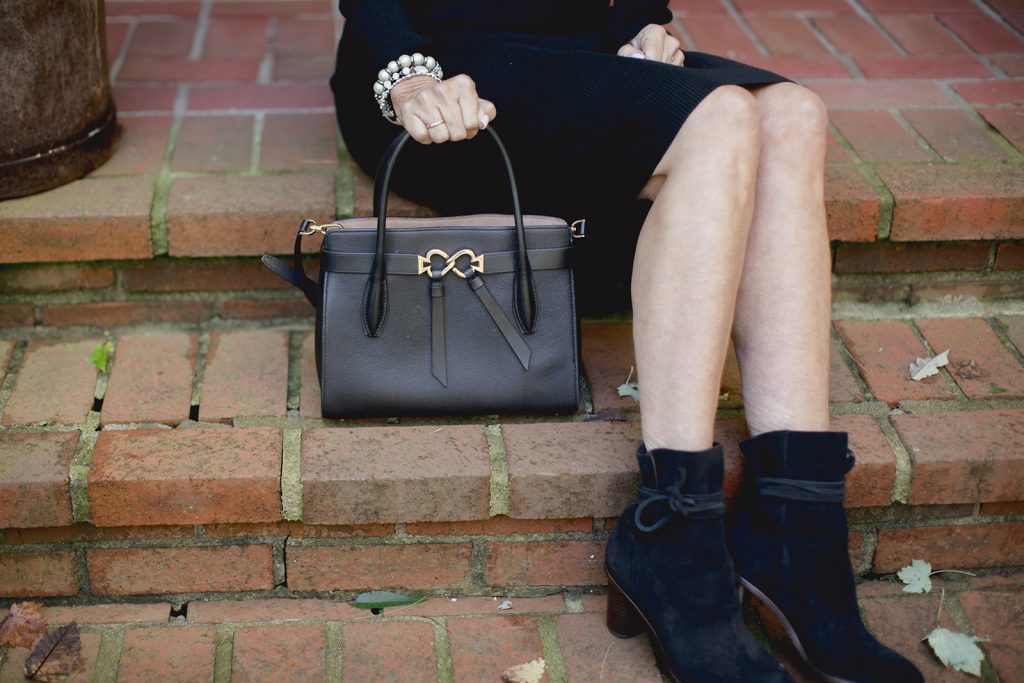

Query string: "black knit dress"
[330, 0, 791, 312]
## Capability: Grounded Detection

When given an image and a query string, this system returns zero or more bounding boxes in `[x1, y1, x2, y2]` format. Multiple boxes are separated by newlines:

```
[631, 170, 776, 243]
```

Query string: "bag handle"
[363, 126, 537, 337]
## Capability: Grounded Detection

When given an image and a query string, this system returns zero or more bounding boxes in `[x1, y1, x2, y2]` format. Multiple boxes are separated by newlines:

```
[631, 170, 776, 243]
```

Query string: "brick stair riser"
[3, 511, 1023, 600]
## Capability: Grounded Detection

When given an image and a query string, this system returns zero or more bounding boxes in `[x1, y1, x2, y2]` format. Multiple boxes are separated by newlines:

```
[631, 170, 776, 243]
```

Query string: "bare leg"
[731, 83, 832, 436]
[632, 86, 762, 451]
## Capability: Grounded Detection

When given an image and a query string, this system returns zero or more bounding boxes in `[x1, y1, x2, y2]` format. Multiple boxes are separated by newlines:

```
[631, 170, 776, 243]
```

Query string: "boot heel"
[606, 574, 644, 639]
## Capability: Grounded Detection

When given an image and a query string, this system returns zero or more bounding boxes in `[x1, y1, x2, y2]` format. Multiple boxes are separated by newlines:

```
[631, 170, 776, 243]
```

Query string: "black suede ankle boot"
[728, 430, 923, 683]
[605, 442, 795, 683]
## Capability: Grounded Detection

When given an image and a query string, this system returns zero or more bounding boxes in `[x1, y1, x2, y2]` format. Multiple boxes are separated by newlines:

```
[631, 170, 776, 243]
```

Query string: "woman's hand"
[618, 24, 685, 66]
[389, 73, 497, 145]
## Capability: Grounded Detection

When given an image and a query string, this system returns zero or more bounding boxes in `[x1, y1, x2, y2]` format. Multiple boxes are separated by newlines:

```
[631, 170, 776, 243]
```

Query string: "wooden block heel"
[605, 568, 644, 639]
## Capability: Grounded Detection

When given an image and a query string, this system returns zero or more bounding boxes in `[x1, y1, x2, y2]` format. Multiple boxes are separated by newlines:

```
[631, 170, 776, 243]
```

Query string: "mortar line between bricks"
[281, 428, 303, 521]
[831, 323, 876, 401]
[906, 319, 968, 400]
[985, 243, 998, 274]
[106, 17, 136, 85]
[188, 0, 213, 61]
[877, 415, 912, 505]
[259, 18, 277, 84]
[0, 340, 27, 420]
[843, 0, 907, 57]
[989, 315, 1024, 365]
[720, 0, 770, 57]
[285, 330, 303, 413]
[336, 139, 355, 218]
[431, 616, 455, 683]
[536, 614, 568, 683]
[325, 621, 344, 683]
[486, 424, 511, 517]
[856, 528, 879, 575]
[92, 625, 126, 682]
[70, 412, 101, 525]
[250, 111, 265, 174]
[803, 16, 863, 79]
[190, 331, 212, 413]
[968, 0, 1024, 42]
[936, 80, 1024, 161]
[936, 590, 1001, 683]
[212, 623, 236, 683]
[148, 84, 189, 257]
[827, 123, 894, 241]
[889, 108, 943, 162]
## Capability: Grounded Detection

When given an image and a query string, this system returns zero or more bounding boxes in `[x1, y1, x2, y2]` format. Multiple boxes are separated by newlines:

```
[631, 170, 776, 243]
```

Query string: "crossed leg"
[631, 82, 830, 451]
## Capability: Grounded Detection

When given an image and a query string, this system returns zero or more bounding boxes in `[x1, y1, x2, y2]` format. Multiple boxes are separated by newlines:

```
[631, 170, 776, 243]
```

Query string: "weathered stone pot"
[0, 0, 119, 200]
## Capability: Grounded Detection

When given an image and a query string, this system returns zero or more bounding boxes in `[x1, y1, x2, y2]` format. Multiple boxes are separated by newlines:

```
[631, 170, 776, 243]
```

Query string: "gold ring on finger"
[427, 119, 446, 129]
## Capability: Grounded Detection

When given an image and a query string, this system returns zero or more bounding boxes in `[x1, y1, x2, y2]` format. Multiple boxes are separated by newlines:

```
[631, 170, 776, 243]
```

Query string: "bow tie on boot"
[605, 442, 795, 683]
[728, 429, 923, 683]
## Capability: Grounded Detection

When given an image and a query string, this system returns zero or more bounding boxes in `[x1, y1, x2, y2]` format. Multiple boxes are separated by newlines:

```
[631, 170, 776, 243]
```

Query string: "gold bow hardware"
[417, 248, 485, 279]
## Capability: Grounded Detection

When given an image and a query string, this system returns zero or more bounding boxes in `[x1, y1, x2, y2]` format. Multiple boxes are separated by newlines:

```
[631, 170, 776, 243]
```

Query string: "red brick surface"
[892, 409, 1024, 504]
[823, 165, 882, 242]
[286, 543, 473, 591]
[834, 414, 895, 507]
[260, 113, 339, 171]
[485, 540, 606, 587]
[87, 545, 275, 594]
[829, 340, 866, 403]
[0, 432, 77, 528]
[93, 116, 172, 176]
[118, 626, 216, 683]
[832, 242, 991, 273]
[199, 329, 289, 420]
[916, 318, 1024, 399]
[42, 602, 171, 625]
[957, 589, 1024, 682]
[405, 516, 592, 537]
[878, 163, 1024, 241]
[299, 330, 321, 417]
[555, 612, 662, 682]
[835, 319, 957, 404]
[0, 266, 116, 292]
[0, 177, 154, 263]
[3, 338, 101, 425]
[122, 260, 291, 292]
[504, 421, 641, 519]
[996, 242, 1024, 270]
[301, 425, 491, 524]
[101, 332, 197, 423]
[187, 597, 361, 623]
[0, 340, 13, 377]
[900, 108, 1012, 162]
[0, 631, 101, 683]
[830, 110, 934, 163]
[232, 624, 327, 682]
[874, 522, 1024, 571]
[447, 615, 548, 683]
[0, 305, 33, 328]
[41, 301, 213, 327]
[172, 115, 254, 172]
[342, 621, 437, 683]
[89, 427, 282, 526]
[166, 174, 333, 257]
[0, 550, 78, 597]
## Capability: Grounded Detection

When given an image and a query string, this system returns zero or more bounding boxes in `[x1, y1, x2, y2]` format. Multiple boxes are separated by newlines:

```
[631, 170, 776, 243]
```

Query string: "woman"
[331, 2, 923, 681]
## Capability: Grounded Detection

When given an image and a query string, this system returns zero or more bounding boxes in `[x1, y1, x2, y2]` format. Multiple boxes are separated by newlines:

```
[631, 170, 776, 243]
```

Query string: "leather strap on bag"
[366, 127, 537, 337]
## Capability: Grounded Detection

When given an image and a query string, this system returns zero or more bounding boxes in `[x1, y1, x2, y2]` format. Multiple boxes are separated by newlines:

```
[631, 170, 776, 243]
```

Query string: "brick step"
[2, 317, 1023, 600]
[3, 573, 1023, 682]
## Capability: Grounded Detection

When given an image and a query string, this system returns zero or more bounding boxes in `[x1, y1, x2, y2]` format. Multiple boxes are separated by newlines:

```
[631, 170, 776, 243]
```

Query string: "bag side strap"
[261, 221, 319, 306]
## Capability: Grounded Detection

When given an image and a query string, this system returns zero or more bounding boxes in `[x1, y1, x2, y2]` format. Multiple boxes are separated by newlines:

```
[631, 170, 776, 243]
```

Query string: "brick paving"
[1, 573, 1021, 682]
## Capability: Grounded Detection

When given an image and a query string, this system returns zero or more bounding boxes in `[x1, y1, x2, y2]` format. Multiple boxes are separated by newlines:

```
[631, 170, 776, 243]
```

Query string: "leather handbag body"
[262, 127, 581, 418]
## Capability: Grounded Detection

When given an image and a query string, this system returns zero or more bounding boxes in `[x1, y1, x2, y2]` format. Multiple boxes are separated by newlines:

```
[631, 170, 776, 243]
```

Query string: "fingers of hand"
[662, 34, 682, 64]
[617, 43, 644, 58]
[638, 25, 664, 61]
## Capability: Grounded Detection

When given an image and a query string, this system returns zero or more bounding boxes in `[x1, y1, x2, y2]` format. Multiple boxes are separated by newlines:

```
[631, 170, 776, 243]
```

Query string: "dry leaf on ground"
[501, 657, 546, 683]
[23, 621, 84, 682]
[0, 602, 48, 649]
[909, 349, 950, 381]
[925, 627, 987, 677]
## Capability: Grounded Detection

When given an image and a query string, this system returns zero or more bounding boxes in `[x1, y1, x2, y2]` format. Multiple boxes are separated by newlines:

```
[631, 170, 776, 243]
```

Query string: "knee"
[701, 85, 762, 142]
[758, 84, 828, 148]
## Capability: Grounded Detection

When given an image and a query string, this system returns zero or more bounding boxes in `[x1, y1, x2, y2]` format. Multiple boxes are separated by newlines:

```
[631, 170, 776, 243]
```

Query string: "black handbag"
[262, 126, 582, 418]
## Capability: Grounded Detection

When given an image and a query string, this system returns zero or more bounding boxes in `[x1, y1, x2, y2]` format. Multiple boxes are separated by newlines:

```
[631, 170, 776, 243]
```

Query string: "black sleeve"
[338, 0, 433, 72]
[606, 0, 674, 50]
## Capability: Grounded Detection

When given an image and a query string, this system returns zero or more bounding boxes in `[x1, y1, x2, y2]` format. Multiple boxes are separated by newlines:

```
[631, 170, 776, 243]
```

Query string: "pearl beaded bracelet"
[373, 52, 444, 125]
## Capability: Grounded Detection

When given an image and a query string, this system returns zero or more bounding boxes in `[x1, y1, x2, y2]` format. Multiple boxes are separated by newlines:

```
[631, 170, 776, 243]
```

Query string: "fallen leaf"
[24, 621, 85, 682]
[897, 559, 933, 594]
[924, 627, 987, 677]
[0, 602, 47, 649]
[909, 349, 949, 381]
[953, 359, 986, 380]
[498, 599, 513, 610]
[87, 341, 114, 373]
[617, 383, 639, 401]
[351, 590, 421, 610]
[502, 658, 546, 683]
